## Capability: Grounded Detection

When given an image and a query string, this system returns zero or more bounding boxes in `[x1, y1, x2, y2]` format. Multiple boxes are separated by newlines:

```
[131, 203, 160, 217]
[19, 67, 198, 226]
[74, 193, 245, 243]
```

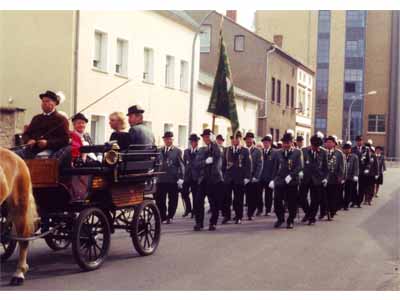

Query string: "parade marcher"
[352, 135, 366, 207]
[374, 146, 386, 197]
[270, 132, 302, 229]
[333, 135, 346, 211]
[295, 135, 310, 221]
[216, 134, 225, 150]
[181, 134, 201, 218]
[359, 140, 378, 205]
[260, 134, 275, 216]
[155, 131, 185, 224]
[16, 90, 70, 161]
[109, 111, 131, 150]
[127, 104, 155, 145]
[244, 132, 263, 219]
[342, 142, 359, 210]
[193, 129, 224, 231]
[296, 135, 304, 149]
[222, 131, 251, 224]
[322, 136, 345, 220]
[216, 134, 229, 217]
[299, 134, 329, 225]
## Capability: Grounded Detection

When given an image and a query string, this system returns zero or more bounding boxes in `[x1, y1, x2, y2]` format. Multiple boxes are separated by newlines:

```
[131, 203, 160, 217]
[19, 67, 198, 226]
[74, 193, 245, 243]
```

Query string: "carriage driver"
[15, 90, 70, 161]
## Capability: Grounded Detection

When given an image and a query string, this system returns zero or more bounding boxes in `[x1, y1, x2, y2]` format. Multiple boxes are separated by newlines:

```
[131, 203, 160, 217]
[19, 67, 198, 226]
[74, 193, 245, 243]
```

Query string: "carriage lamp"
[104, 143, 120, 165]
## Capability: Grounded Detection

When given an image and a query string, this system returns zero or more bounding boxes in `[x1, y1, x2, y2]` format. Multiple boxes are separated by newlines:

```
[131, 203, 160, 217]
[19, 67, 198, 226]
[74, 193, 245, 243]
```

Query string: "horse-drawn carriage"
[1, 143, 162, 271]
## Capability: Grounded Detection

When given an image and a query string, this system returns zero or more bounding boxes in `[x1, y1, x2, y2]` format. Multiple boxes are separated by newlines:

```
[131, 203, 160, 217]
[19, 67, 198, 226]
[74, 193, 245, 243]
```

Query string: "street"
[1, 169, 399, 291]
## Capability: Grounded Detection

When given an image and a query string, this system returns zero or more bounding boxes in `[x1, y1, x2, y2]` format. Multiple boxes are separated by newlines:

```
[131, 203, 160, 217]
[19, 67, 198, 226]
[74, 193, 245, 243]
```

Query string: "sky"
[217, 9, 256, 31]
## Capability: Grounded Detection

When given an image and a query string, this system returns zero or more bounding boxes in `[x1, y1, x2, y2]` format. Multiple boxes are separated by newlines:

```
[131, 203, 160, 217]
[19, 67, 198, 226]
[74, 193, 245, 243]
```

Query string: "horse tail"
[21, 162, 38, 234]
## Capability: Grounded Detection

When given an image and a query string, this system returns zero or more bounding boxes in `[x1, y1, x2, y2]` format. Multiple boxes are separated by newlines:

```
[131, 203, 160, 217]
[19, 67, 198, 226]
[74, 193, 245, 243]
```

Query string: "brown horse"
[0, 147, 38, 285]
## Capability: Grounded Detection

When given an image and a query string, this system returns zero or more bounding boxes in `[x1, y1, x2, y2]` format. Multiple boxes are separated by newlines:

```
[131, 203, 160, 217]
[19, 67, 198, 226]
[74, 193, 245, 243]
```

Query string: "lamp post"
[346, 90, 377, 142]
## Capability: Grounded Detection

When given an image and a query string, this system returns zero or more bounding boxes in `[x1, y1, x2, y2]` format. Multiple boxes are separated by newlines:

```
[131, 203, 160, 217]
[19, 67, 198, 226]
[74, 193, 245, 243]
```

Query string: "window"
[345, 82, 356, 93]
[347, 10, 366, 28]
[286, 84, 290, 106]
[164, 123, 173, 134]
[275, 129, 280, 142]
[90, 115, 105, 144]
[315, 118, 327, 129]
[165, 55, 175, 88]
[368, 114, 385, 133]
[180, 60, 189, 91]
[270, 128, 274, 137]
[290, 86, 295, 107]
[346, 40, 364, 58]
[143, 121, 152, 130]
[93, 31, 108, 71]
[143, 48, 154, 83]
[234, 35, 245, 52]
[271, 77, 276, 101]
[200, 25, 211, 53]
[115, 38, 128, 75]
[345, 69, 363, 81]
[178, 125, 187, 148]
[277, 80, 281, 104]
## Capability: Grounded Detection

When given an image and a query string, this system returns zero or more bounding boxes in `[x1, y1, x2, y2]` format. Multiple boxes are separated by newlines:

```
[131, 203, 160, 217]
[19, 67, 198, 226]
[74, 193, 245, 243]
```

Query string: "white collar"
[43, 109, 55, 116]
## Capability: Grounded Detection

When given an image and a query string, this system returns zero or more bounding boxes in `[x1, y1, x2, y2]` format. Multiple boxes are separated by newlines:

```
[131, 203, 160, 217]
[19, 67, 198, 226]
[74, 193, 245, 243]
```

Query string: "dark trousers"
[261, 182, 273, 214]
[337, 183, 345, 210]
[362, 176, 375, 203]
[308, 185, 324, 222]
[226, 183, 245, 220]
[357, 175, 367, 205]
[326, 184, 340, 216]
[194, 181, 221, 226]
[298, 181, 311, 217]
[319, 187, 328, 217]
[181, 180, 197, 214]
[274, 185, 298, 223]
[220, 182, 230, 217]
[245, 182, 261, 217]
[155, 182, 179, 221]
[344, 180, 357, 208]
[15, 146, 71, 169]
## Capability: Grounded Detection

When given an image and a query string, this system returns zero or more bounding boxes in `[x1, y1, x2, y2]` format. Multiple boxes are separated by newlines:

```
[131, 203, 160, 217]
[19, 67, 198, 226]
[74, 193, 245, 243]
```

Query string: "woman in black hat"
[70, 113, 97, 165]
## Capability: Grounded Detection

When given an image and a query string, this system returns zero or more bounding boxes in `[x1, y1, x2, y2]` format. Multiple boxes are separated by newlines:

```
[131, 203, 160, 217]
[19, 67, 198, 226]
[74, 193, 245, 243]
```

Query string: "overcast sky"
[217, 9, 256, 31]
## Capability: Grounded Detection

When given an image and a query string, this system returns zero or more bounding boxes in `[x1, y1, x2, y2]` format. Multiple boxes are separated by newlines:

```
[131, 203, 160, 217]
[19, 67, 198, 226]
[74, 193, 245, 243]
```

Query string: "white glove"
[341, 179, 345, 184]
[285, 175, 292, 184]
[268, 180, 275, 189]
[252, 177, 259, 183]
[205, 157, 213, 164]
[299, 171, 304, 180]
[177, 179, 184, 189]
[364, 169, 370, 175]
[375, 175, 379, 180]
[244, 178, 250, 185]
[322, 179, 328, 187]
[353, 176, 359, 182]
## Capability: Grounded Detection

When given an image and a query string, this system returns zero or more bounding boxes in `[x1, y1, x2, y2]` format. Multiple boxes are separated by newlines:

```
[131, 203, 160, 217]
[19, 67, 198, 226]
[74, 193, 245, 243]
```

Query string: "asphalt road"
[1, 169, 399, 291]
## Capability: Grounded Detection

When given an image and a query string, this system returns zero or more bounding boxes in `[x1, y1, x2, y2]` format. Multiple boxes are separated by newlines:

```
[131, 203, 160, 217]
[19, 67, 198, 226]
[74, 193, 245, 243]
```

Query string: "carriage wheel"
[45, 224, 71, 251]
[131, 201, 161, 256]
[72, 207, 111, 271]
[1, 212, 17, 262]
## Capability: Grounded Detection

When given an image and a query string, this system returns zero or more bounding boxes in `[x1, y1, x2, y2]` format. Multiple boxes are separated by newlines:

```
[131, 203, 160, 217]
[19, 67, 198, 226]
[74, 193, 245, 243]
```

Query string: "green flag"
[207, 30, 239, 134]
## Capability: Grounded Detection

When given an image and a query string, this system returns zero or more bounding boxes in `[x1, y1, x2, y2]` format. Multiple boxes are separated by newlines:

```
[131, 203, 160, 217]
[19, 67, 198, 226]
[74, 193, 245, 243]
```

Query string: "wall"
[0, 108, 25, 147]
[0, 11, 76, 124]
[76, 11, 197, 146]
[296, 67, 314, 145]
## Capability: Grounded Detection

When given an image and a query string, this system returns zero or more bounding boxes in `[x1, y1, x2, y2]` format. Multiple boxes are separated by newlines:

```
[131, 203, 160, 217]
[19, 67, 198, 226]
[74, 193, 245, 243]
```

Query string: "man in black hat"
[221, 131, 251, 224]
[181, 133, 201, 218]
[155, 131, 185, 224]
[342, 142, 359, 210]
[127, 104, 155, 145]
[260, 134, 275, 216]
[295, 135, 305, 150]
[322, 135, 345, 219]
[358, 140, 378, 205]
[374, 145, 386, 197]
[193, 129, 224, 231]
[17, 90, 69, 160]
[244, 132, 263, 220]
[299, 134, 329, 225]
[216, 134, 225, 151]
[270, 132, 303, 229]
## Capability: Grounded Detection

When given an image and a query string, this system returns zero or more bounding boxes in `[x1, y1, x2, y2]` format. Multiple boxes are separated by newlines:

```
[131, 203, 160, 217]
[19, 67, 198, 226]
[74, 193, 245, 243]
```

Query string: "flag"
[207, 29, 239, 134]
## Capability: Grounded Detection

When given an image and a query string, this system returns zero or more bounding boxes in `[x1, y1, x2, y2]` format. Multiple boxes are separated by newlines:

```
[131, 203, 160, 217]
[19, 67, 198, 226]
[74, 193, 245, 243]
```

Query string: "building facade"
[255, 10, 400, 156]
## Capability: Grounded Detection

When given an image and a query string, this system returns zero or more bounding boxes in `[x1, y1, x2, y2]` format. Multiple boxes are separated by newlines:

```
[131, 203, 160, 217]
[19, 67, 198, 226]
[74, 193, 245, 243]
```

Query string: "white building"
[295, 67, 314, 145]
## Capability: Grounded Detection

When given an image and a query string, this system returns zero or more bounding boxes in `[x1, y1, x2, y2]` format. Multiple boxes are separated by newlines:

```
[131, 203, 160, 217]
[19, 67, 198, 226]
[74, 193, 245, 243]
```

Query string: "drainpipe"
[73, 10, 80, 115]
[188, 11, 214, 143]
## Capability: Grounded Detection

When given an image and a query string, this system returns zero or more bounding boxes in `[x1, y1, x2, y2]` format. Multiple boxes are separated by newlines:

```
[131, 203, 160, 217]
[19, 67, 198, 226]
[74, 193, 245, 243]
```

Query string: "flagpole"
[211, 114, 216, 132]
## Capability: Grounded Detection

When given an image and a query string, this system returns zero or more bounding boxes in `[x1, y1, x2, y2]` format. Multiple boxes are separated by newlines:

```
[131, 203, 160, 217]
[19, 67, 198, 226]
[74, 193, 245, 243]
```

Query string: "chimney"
[273, 34, 283, 48]
[226, 10, 237, 22]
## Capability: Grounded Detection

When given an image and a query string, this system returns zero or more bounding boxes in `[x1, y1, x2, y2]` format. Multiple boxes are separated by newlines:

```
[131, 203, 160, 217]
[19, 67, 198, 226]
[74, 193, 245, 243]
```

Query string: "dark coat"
[183, 147, 200, 182]
[360, 148, 379, 177]
[376, 155, 386, 175]
[326, 149, 345, 184]
[157, 146, 184, 183]
[222, 146, 252, 185]
[249, 146, 263, 180]
[194, 142, 223, 184]
[302, 147, 329, 186]
[344, 153, 359, 180]
[22, 110, 69, 152]
[109, 131, 132, 150]
[128, 123, 155, 145]
[272, 148, 303, 187]
[260, 147, 275, 183]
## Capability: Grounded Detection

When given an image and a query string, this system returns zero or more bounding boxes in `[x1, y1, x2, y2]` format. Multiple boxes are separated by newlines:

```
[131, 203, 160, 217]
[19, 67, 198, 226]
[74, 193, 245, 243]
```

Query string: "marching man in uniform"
[260, 134, 275, 216]
[193, 129, 224, 231]
[222, 131, 251, 224]
[181, 134, 201, 218]
[359, 140, 378, 205]
[155, 131, 185, 224]
[244, 132, 263, 220]
[342, 142, 359, 210]
[270, 132, 303, 229]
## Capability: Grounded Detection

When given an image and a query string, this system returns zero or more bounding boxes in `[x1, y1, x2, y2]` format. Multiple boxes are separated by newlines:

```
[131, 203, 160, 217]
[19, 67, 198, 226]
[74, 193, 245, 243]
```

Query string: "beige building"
[255, 10, 400, 156]
[0, 11, 199, 148]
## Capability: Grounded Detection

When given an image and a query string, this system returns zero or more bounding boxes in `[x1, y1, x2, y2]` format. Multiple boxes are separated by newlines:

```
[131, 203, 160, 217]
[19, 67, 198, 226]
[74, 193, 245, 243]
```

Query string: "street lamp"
[346, 90, 377, 142]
